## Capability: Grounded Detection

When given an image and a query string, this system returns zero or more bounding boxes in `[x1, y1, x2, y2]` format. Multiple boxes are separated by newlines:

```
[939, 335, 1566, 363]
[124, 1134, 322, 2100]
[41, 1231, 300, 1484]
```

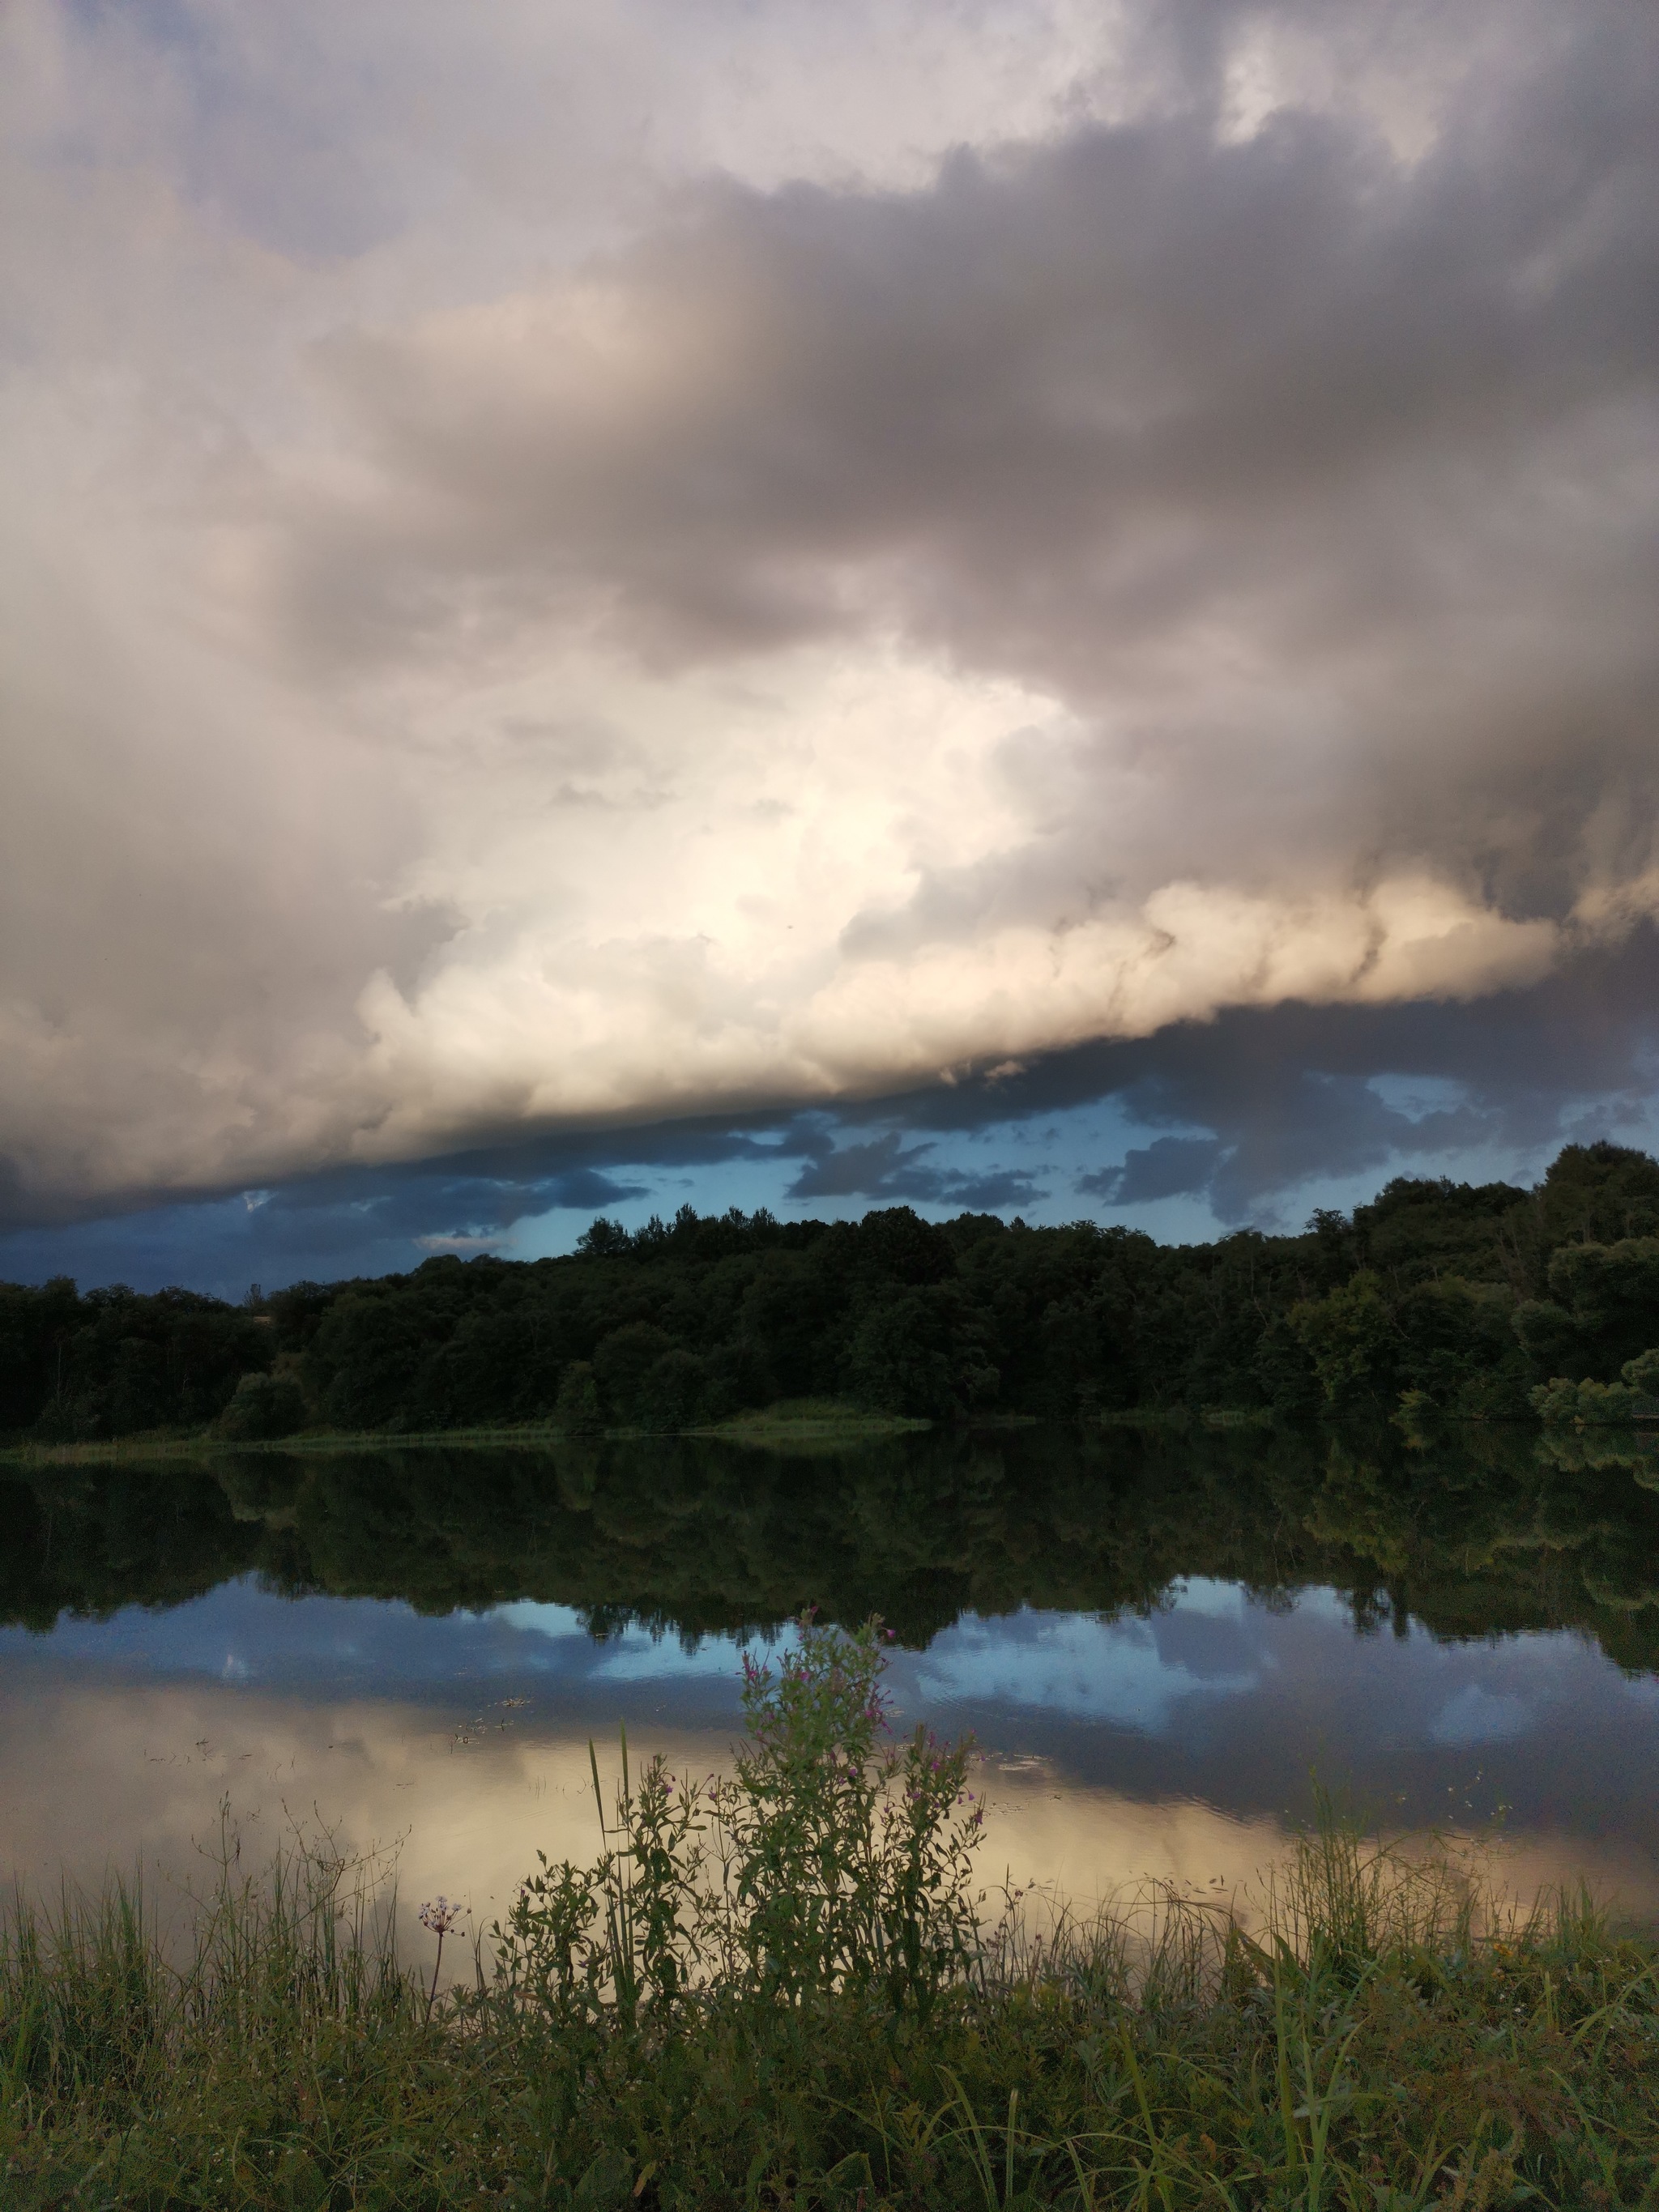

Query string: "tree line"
[3, 1140, 1659, 1442]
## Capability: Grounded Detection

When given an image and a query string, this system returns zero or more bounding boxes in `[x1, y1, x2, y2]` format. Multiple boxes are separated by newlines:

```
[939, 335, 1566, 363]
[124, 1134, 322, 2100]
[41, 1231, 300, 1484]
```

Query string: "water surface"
[4, 1422, 1657, 1932]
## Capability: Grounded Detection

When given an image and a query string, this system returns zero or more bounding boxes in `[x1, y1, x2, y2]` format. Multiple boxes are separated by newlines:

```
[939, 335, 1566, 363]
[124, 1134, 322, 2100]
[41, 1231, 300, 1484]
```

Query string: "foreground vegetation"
[5, 1617, 1659, 2210]
[5, 1141, 1659, 1441]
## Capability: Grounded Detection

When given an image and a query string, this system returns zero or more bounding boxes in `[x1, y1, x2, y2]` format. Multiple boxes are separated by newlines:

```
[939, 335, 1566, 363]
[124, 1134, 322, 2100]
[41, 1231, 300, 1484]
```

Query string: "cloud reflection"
[1429, 1685, 1533, 1747]
[915, 1605, 1261, 1733]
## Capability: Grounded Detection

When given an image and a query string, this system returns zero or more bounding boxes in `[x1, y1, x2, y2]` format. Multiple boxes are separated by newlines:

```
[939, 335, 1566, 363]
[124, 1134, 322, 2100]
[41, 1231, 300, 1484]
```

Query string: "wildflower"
[419, 1896, 465, 2024]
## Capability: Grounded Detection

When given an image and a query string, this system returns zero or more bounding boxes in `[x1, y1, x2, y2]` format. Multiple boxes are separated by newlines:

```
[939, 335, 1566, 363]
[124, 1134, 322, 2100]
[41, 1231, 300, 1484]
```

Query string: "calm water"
[4, 1422, 1659, 1934]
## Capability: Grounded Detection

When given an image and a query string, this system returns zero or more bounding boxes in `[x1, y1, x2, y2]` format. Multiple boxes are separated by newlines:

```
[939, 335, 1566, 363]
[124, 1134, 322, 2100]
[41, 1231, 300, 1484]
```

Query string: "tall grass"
[5, 1619, 1658, 2208]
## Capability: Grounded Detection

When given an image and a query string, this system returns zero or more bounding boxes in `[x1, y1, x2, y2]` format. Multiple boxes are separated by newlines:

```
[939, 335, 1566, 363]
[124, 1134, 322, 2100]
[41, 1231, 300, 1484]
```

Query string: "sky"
[2, 0, 1657, 1295]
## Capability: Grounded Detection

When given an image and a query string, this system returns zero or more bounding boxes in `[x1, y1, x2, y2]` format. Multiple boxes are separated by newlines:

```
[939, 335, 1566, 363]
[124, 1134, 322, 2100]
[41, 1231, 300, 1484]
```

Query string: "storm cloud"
[4, 919, 1654, 1292]
[2, 0, 1657, 1253]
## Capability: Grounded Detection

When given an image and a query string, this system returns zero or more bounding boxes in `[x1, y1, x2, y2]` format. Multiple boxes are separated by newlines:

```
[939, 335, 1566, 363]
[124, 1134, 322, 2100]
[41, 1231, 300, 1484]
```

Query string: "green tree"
[846, 1285, 997, 1417]
[1290, 1271, 1398, 1409]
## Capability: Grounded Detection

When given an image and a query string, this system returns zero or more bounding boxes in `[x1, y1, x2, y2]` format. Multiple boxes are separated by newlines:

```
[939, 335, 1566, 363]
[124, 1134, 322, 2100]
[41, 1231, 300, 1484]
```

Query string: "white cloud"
[917, 1609, 1260, 1732]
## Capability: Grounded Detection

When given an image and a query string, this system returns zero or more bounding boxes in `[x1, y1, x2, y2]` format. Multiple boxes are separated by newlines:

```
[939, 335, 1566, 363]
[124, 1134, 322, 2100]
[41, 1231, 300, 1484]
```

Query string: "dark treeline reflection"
[4, 1425, 1658, 1670]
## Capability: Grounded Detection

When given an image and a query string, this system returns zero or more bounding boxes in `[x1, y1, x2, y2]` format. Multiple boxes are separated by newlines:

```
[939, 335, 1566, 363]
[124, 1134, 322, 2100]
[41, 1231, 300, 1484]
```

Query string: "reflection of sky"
[7, 1583, 1281, 1732]
[0, 1584, 780, 1700]
[1165, 1578, 1250, 1621]
[915, 1598, 1260, 1732]
[10, 1579, 1659, 1894]
[1430, 1684, 1533, 1745]
[4, 1579, 1656, 1769]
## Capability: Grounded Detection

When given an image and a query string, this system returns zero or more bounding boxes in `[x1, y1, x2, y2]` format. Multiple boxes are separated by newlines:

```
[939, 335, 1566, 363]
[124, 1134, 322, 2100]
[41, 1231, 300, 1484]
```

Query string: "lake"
[4, 1421, 1659, 1943]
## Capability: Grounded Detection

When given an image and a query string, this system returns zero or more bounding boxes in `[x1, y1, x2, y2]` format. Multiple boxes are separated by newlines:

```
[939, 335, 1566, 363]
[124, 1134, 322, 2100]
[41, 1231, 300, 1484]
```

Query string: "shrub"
[1533, 1342, 1659, 1425]
[556, 1359, 603, 1433]
[638, 1348, 710, 1432]
[493, 1614, 983, 2032]
[214, 1369, 307, 1440]
[846, 1286, 998, 1418]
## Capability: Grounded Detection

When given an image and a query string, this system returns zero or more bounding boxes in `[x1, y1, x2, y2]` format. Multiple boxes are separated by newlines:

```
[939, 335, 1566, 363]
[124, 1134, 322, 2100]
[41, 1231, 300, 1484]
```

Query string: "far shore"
[0, 1396, 949, 1466]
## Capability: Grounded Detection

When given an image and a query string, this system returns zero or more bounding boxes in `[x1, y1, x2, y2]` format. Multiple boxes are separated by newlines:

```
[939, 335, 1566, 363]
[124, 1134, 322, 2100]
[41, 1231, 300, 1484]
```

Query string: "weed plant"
[4, 1617, 1658, 2208]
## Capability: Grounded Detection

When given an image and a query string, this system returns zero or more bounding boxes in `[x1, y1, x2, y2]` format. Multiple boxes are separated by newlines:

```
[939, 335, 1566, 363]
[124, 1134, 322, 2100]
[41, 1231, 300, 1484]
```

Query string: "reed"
[4, 1620, 1657, 2208]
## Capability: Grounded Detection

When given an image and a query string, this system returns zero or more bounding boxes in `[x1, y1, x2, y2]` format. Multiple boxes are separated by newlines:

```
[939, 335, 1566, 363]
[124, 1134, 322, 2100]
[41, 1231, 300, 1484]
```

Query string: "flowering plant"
[716, 1613, 982, 2016]
[484, 1612, 983, 2035]
[416, 1896, 466, 2022]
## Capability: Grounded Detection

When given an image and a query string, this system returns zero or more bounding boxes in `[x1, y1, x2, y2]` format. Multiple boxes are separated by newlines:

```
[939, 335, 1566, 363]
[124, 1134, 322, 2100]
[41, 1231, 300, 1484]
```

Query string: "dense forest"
[4, 1140, 1659, 1442]
[4, 1421, 1658, 1670]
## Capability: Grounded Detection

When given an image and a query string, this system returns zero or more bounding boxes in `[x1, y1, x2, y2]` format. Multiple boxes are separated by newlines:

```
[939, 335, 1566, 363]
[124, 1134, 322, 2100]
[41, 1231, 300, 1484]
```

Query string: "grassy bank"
[1098, 1408, 1278, 1433]
[0, 1399, 932, 1469]
[5, 1622, 1657, 2210]
[693, 1399, 934, 1451]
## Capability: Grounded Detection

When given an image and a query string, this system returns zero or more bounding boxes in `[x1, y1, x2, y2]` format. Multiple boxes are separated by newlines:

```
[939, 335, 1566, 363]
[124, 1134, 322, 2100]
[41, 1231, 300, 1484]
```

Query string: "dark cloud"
[1079, 1084, 1495, 1219]
[845, 919, 1659, 1140]
[787, 1132, 928, 1199]
[531, 1167, 649, 1213]
[673, 918, 1659, 1230]
[906, 922, 1659, 1219]
[787, 1130, 1048, 1210]
[0, 1108, 800, 1244]
[1081, 1137, 1225, 1208]
[1140, 1075, 1494, 1223]
[4, 919, 1657, 1290]
[294, 3, 1659, 933]
[0, 1122, 747, 1294]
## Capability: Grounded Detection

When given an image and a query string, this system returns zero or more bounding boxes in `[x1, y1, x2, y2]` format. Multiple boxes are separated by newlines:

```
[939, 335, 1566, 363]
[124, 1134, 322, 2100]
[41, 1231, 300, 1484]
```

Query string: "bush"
[1533, 1342, 1659, 1425]
[493, 1614, 982, 2029]
[214, 1370, 307, 1440]
[638, 1348, 710, 1432]
[555, 1360, 603, 1433]
[1290, 1270, 1398, 1409]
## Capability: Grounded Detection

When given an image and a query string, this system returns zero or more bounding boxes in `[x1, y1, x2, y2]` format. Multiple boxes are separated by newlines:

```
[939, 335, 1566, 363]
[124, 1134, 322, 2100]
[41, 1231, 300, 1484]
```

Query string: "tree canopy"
[4, 1142, 1659, 1438]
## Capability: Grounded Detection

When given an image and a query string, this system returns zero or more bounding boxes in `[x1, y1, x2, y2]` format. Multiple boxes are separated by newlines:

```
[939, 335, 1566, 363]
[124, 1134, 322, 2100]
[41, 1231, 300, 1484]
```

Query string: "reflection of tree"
[1299, 1432, 1659, 1652]
[6, 1426, 1659, 1673]
[0, 1464, 262, 1631]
